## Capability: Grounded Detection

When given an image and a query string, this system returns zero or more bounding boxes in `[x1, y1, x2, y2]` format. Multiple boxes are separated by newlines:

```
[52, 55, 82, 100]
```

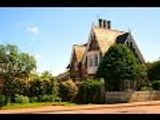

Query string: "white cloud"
[27, 26, 39, 35]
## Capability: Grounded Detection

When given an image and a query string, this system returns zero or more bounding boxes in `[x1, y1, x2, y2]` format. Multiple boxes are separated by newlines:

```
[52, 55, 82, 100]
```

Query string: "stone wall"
[105, 91, 160, 103]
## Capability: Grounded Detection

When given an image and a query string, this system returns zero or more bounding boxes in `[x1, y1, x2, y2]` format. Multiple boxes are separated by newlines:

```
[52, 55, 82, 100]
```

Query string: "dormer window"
[89, 56, 93, 67]
[94, 54, 98, 66]
[91, 34, 96, 41]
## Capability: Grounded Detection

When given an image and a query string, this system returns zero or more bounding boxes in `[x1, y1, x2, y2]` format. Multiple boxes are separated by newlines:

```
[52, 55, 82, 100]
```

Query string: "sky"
[0, 7, 160, 76]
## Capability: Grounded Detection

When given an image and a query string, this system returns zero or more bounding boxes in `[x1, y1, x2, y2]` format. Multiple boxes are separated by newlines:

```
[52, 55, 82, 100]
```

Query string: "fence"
[105, 91, 160, 103]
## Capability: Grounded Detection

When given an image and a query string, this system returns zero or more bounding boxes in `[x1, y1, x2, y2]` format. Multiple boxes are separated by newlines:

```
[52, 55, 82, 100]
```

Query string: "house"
[67, 18, 145, 80]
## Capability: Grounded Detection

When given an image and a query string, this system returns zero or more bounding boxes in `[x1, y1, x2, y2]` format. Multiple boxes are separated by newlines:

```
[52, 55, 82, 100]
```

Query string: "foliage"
[14, 94, 29, 104]
[0, 44, 36, 103]
[29, 79, 57, 98]
[28, 72, 59, 102]
[140, 86, 153, 91]
[152, 80, 160, 90]
[147, 60, 160, 82]
[74, 78, 103, 104]
[29, 96, 38, 103]
[0, 95, 6, 107]
[96, 44, 147, 91]
[38, 95, 55, 102]
[59, 79, 78, 102]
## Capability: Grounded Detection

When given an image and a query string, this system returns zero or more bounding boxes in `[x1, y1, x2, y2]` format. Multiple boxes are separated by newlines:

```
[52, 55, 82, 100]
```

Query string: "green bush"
[0, 95, 6, 107]
[29, 79, 58, 98]
[38, 95, 55, 102]
[14, 94, 29, 104]
[140, 86, 153, 91]
[74, 79, 103, 104]
[152, 80, 160, 90]
[29, 96, 38, 103]
[59, 79, 78, 102]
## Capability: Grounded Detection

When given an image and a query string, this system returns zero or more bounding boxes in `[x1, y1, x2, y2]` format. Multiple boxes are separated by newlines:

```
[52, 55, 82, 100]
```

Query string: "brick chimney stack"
[107, 20, 111, 29]
[98, 19, 102, 28]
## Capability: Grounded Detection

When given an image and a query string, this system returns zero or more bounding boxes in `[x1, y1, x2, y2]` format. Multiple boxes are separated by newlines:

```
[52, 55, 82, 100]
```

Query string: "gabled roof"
[92, 26, 126, 55]
[116, 32, 145, 63]
[73, 44, 86, 62]
[116, 33, 129, 44]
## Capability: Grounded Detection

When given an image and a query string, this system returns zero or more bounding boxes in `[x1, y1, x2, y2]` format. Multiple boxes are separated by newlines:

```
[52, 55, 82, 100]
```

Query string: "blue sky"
[0, 8, 160, 75]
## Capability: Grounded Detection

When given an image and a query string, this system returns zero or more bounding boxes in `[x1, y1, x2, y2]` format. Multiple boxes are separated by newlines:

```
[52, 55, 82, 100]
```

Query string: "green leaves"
[59, 79, 78, 102]
[147, 60, 160, 81]
[0, 44, 37, 102]
[96, 44, 147, 91]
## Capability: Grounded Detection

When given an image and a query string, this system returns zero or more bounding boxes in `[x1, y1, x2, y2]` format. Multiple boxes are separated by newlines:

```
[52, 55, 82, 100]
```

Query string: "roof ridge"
[93, 26, 126, 33]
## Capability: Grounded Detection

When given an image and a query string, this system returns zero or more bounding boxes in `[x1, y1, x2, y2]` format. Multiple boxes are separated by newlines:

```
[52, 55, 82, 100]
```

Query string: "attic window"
[91, 34, 96, 41]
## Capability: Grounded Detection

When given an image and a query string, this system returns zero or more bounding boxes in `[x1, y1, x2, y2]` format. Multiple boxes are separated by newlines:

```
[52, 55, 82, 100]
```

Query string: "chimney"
[103, 19, 107, 28]
[107, 20, 111, 29]
[98, 19, 102, 27]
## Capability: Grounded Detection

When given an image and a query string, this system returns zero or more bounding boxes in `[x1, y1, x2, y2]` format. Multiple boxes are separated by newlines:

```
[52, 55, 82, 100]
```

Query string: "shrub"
[140, 86, 153, 91]
[59, 79, 78, 102]
[0, 95, 6, 107]
[74, 78, 103, 104]
[38, 95, 55, 102]
[14, 94, 29, 104]
[152, 80, 160, 90]
[29, 78, 58, 98]
[29, 96, 38, 103]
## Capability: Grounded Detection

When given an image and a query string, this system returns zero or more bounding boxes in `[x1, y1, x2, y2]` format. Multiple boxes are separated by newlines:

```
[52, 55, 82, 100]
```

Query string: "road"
[36, 105, 160, 114]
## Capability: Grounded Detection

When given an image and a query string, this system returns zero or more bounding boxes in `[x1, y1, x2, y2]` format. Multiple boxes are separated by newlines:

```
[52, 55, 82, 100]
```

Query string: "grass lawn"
[1, 102, 76, 110]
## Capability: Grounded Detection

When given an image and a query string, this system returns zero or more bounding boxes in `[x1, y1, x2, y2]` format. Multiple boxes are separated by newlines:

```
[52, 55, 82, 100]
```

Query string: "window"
[94, 54, 98, 66]
[91, 34, 95, 40]
[89, 57, 93, 67]
[75, 62, 78, 70]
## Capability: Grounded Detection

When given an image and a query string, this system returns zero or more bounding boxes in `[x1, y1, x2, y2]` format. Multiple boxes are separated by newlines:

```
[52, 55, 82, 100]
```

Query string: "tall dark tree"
[96, 44, 147, 91]
[147, 60, 160, 81]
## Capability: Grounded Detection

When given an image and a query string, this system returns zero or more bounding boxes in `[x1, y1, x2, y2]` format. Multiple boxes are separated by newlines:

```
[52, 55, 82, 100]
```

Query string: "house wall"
[105, 91, 160, 103]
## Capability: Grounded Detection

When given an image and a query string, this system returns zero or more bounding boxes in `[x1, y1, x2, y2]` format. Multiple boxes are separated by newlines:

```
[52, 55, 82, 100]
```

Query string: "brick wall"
[105, 91, 160, 103]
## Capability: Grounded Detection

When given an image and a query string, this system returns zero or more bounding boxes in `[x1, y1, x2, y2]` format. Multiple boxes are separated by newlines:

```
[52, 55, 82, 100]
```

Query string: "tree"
[146, 60, 160, 81]
[0, 44, 36, 102]
[96, 44, 147, 91]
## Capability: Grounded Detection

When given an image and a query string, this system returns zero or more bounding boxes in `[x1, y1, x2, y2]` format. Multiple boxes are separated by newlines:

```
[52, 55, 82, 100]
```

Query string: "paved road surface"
[36, 105, 160, 114]
[1, 101, 160, 114]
